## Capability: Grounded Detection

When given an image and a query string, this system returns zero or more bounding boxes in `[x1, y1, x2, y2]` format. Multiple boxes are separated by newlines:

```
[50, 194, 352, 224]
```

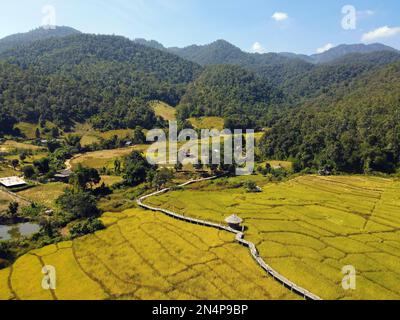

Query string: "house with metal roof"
[0, 176, 27, 188]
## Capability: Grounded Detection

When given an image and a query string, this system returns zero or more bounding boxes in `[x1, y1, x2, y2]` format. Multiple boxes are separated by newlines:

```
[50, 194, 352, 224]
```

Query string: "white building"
[0, 176, 27, 188]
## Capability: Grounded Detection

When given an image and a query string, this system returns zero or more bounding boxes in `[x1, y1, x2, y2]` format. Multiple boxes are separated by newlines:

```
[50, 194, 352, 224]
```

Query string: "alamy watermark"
[342, 265, 357, 290]
[42, 265, 56, 290]
[146, 122, 255, 176]
[41, 5, 56, 29]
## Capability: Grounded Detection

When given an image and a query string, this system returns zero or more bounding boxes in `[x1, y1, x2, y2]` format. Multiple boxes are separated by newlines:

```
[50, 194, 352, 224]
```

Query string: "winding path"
[137, 176, 322, 301]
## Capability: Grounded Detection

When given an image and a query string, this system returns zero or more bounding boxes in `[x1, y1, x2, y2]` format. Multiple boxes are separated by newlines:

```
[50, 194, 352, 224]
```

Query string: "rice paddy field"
[18, 183, 67, 209]
[189, 117, 225, 130]
[73, 123, 133, 147]
[151, 101, 176, 121]
[144, 175, 400, 300]
[0, 208, 298, 300]
[0, 140, 44, 153]
[69, 146, 147, 170]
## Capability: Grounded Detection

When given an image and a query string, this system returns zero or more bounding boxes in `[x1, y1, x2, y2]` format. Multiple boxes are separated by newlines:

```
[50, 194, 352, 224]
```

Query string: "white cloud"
[251, 42, 266, 54]
[272, 12, 288, 22]
[362, 26, 400, 43]
[316, 43, 334, 54]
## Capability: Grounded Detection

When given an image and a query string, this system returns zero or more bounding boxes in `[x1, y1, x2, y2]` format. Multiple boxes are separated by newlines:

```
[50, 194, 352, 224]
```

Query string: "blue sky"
[1, 0, 399, 54]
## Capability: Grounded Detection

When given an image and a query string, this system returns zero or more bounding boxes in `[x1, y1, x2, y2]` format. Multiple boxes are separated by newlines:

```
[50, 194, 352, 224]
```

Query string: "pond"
[0, 222, 40, 241]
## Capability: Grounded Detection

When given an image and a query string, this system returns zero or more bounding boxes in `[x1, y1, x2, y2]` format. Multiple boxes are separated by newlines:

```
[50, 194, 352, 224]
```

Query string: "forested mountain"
[260, 61, 400, 173]
[177, 65, 284, 129]
[278, 51, 400, 101]
[167, 39, 397, 66]
[0, 34, 201, 130]
[0, 26, 80, 53]
[1, 26, 399, 173]
[309, 43, 398, 64]
[133, 38, 166, 51]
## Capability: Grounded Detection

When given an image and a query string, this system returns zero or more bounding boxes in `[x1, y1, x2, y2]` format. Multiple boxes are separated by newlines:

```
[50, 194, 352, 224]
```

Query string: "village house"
[54, 169, 73, 182]
[0, 176, 27, 188]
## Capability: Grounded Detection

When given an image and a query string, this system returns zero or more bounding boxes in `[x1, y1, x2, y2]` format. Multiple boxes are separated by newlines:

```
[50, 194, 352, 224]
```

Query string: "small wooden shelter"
[225, 214, 243, 231]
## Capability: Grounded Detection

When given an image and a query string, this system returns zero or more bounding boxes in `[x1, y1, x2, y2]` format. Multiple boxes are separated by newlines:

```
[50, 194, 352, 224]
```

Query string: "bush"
[70, 218, 105, 238]
[243, 180, 259, 193]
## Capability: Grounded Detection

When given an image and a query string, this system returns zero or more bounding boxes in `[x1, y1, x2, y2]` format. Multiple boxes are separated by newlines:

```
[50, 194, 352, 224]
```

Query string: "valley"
[0, 23, 399, 301]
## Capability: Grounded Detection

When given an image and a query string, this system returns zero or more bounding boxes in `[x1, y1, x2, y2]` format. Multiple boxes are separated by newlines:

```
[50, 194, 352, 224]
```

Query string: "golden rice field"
[0, 208, 298, 300]
[70, 146, 147, 170]
[189, 117, 225, 130]
[73, 122, 133, 147]
[151, 101, 176, 122]
[0, 140, 44, 153]
[144, 175, 400, 300]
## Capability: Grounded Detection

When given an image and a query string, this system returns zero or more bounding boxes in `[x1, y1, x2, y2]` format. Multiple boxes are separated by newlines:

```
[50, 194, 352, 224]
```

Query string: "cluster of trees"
[55, 165, 106, 238]
[177, 65, 284, 128]
[260, 61, 400, 174]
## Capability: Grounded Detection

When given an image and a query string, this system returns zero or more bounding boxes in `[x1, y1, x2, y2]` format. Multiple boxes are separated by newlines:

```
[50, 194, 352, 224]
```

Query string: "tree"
[11, 159, 19, 169]
[51, 126, 60, 138]
[152, 168, 174, 190]
[65, 134, 82, 149]
[133, 126, 146, 144]
[33, 158, 50, 174]
[123, 151, 154, 186]
[56, 189, 100, 219]
[19, 151, 28, 162]
[7, 202, 19, 218]
[22, 165, 36, 179]
[35, 128, 41, 139]
[70, 165, 101, 191]
[114, 159, 122, 175]
[47, 140, 62, 153]
[174, 162, 183, 172]
[0, 110, 17, 135]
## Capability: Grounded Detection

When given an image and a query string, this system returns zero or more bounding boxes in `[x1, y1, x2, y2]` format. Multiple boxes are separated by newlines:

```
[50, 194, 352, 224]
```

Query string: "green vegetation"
[177, 65, 282, 128]
[261, 61, 400, 174]
[0, 34, 200, 131]
[144, 175, 400, 300]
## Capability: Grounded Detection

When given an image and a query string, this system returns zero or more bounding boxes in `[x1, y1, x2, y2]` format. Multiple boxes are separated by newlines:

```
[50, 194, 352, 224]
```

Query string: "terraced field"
[189, 117, 225, 130]
[70, 146, 147, 170]
[0, 209, 298, 300]
[18, 183, 67, 209]
[144, 175, 400, 300]
[151, 101, 176, 121]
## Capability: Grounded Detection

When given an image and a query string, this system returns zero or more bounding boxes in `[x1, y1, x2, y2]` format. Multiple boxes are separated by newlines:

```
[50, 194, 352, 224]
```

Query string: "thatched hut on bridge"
[225, 214, 243, 231]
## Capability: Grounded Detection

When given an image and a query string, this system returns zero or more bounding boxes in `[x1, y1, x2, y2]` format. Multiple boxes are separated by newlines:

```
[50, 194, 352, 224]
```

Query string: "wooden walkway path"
[137, 176, 322, 301]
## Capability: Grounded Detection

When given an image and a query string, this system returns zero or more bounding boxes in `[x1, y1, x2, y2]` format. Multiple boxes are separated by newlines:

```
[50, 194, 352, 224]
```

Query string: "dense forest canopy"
[0, 34, 201, 130]
[177, 64, 284, 128]
[259, 61, 400, 173]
